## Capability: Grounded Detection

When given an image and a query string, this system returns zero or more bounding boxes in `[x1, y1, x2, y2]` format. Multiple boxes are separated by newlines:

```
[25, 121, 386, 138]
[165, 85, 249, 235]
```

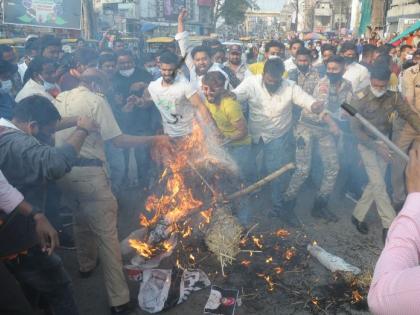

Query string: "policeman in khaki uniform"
[54, 69, 168, 314]
[350, 63, 420, 243]
[392, 50, 420, 208]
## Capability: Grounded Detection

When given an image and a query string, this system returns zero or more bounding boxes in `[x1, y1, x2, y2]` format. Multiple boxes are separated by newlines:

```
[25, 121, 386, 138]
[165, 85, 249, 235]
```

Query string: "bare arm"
[228, 118, 248, 141]
[56, 116, 78, 131]
[188, 93, 214, 125]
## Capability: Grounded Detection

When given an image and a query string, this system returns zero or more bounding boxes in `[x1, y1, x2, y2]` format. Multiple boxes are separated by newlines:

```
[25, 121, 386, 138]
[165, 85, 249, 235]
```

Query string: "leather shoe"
[110, 301, 135, 314]
[351, 216, 369, 234]
[382, 228, 389, 243]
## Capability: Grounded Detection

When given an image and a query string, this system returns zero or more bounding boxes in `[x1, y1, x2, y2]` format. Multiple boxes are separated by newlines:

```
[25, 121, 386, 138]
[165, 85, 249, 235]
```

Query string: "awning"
[141, 22, 158, 33]
[389, 20, 420, 44]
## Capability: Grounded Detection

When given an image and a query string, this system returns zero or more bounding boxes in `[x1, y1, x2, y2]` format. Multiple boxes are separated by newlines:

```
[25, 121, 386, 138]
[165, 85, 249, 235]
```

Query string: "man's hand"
[376, 141, 393, 163]
[311, 101, 324, 114]
[33, 213, 59, 255]
[178, 8, 188, 22]
[77, 116, 99, 133]
[406, 146, 420, 193]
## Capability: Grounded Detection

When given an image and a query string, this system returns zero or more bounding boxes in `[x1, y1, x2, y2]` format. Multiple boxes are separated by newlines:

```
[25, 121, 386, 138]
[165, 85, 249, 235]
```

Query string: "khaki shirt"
[350, 87, 420, 149]
[402, 64, 420, 114]
[55, 86, 122, 162]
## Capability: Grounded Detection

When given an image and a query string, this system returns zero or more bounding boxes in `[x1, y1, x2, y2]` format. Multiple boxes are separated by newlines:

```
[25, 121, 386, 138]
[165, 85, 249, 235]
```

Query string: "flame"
[274, 267, 284, 274]
[200, 208, 212, 224]
[257, 273, 275, 292]
[181, 226, 193, 238]
[352, 290, 363, 303]
[265, 256, 273, 264]
[275, 229, 290, 238]
[129, 239, 155, 258]
[241, 260, 252, 267]
[311, 297, 320, 307]
[132, 123, 212, 256]
[284, 247, 296, 261]
[252, 236, 263, 249]
[189, 253, 196, 264]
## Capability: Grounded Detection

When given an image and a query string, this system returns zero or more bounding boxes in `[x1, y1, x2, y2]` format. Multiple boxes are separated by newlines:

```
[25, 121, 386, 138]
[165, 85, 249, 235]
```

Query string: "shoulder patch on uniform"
[356, 91, 365, 99]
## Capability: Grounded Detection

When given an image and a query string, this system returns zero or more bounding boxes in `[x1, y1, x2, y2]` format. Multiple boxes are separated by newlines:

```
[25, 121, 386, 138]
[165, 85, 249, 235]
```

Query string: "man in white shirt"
[140, 51, 214, 138]
[340, 41, 370, 92]
[233, 58, 324, 227]
[175, 9, 230, 94]
[284, 39, 304, 72]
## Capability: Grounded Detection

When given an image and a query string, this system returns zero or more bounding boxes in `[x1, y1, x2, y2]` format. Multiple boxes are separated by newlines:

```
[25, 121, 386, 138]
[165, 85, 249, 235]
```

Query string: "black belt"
[73, 158, 103, 167]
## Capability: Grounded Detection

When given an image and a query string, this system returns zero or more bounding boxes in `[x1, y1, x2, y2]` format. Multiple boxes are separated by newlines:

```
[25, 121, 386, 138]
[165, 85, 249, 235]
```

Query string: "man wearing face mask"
[340, 41, 370, 93]
[233, 58, 324, 227]
[284, 55, 353, 221]
[284, 39, 304, 72]
[0, 60, 17, 120]
[0, 44, 23, 97]
[315, 44, 337, 78]
[350, 63, 420, 243]
[248, 40, 286, 75]
[17, 56, 61, 104]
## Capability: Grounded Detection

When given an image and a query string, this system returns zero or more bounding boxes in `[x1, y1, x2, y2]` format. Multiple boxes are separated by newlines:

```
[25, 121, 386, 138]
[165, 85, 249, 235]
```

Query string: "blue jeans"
[227, 144, 251, 182]
[6, 247, 79, 315]
[104, 141, 125, 196]
[251, 131, 295, 211]
[227, 144, 252, 225]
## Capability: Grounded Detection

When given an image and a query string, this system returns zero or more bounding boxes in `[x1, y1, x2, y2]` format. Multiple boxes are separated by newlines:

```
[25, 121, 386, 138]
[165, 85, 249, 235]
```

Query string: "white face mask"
[0, 80, 12, 94]
[44, 81, 59, 91]
[370, 84, 387, 98]
[119, 68, 135, 77]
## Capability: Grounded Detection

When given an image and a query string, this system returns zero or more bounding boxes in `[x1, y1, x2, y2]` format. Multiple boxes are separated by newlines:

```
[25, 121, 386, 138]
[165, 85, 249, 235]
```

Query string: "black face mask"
[343, 56, 355, 64]
[326, 72, 342, 84]
[265, 81, 282, 94]
[297, 64, 310, 73]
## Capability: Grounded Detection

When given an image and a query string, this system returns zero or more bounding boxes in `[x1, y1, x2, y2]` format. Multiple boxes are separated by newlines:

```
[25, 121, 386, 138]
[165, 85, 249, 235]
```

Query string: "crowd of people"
[1, 8, 420, 314]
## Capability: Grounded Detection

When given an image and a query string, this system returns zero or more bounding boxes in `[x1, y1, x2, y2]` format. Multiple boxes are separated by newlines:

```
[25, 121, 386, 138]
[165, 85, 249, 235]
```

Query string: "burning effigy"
[120, 122, 370, 314]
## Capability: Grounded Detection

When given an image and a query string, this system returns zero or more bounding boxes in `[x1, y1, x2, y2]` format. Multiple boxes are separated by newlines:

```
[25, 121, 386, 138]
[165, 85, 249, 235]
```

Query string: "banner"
[3, 0, 82, 30]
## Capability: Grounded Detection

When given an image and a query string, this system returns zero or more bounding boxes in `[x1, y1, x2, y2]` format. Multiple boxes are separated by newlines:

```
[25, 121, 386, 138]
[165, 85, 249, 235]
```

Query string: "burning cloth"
[138, 268, 210, 313]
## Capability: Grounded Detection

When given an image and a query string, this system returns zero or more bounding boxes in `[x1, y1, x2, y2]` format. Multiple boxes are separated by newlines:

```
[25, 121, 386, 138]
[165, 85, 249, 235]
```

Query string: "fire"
[257, 273, 275, 292]
[265, 256, 273, 264]
[275, 229, 290, 238]
[311, 297, 320, 307]
[284, 247, 296, 261]
[133, 123, 212, 256]
[200, 208, 212, 224]
[181, 226, 193, 238]
[351, 290, 363, 303]
[274, 267, 284, 274]
[241, 260, 252, 267]
[252, 236, 263, 249]
[140, 123, 207, 229]
[129, 239, 155, 258]
[189, 253, 196, 264]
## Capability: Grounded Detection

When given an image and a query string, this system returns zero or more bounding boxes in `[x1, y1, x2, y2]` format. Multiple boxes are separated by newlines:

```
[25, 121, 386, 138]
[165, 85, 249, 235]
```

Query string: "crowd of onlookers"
[1, 12, 420, 313]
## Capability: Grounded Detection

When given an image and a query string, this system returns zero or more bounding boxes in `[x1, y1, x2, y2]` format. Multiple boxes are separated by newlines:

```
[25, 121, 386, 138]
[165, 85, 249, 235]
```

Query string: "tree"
[213, 0, 259, 27]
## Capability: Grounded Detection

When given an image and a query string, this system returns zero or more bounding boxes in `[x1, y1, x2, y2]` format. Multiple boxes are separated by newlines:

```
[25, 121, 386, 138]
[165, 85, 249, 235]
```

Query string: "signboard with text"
[3, 0, 82, 30]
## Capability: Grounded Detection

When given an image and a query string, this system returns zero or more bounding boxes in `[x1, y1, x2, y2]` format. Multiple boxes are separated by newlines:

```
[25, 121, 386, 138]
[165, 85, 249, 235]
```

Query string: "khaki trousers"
[391, 123, 420, 204]
[353, 145, 396, 228]
[58, 166, 129, 307]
